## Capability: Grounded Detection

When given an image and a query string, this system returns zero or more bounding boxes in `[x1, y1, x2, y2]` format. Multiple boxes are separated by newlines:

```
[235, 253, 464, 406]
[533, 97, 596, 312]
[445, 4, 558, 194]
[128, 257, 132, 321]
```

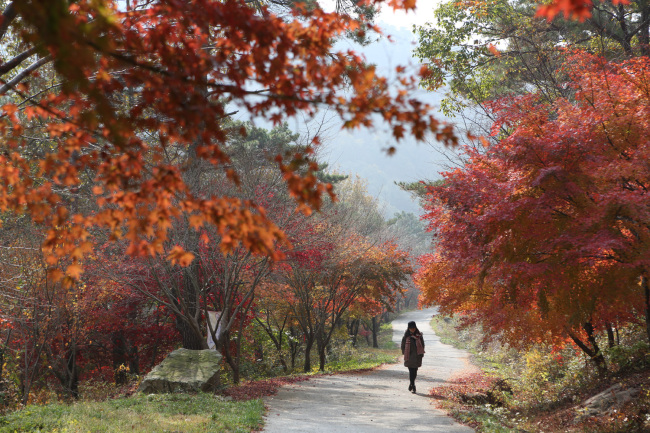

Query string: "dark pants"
[408, 367, 418, 386]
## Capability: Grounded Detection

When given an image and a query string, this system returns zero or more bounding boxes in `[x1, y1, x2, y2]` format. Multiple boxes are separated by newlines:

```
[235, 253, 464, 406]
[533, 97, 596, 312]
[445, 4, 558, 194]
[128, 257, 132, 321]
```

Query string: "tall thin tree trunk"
[371, 316, 380, 349]
[303, 336, 314, 373]
[112, 331, 128, 384]
[289, 326, 300, 371]
[220, 330, 240, 384]
[605, 322, 616, 349]
[317, 335, 326, 371]
[65, 346, 79, 399]
[348, 318, 359, 348]
[128, 342, 140, 376]
[641, 275, 650, 343]
[231, 298, 254, 384]
[640, 6, 650, 56]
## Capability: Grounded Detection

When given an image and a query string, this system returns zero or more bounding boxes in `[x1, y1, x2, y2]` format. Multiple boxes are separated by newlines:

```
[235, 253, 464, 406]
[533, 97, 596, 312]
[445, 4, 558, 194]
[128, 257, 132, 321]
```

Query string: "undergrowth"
[0, 318, 401, 432]
[430, 315, 650, 433]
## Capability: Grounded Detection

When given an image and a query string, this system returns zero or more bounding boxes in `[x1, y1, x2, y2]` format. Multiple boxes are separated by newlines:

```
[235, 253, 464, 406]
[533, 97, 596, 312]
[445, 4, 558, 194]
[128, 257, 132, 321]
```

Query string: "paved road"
[262, 308, 477, 432]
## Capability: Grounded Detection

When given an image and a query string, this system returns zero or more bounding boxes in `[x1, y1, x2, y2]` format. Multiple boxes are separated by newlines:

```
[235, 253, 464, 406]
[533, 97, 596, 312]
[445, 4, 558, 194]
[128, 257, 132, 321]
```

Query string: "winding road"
[262, 308, 477, 432]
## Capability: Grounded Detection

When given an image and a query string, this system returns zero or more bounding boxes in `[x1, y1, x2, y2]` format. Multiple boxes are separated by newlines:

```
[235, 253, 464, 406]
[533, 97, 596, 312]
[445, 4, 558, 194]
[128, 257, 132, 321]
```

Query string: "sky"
[235, 1, 455, 217]
[376, 1, 438, 29]
[315, 2, 454, 217]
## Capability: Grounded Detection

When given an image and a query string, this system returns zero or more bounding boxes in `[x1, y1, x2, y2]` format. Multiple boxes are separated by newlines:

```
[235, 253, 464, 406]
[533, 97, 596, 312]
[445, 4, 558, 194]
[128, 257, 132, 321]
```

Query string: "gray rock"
[460, 391, 490, 405]
[138, 348, 222, 394]
[574, 383, 640, 422]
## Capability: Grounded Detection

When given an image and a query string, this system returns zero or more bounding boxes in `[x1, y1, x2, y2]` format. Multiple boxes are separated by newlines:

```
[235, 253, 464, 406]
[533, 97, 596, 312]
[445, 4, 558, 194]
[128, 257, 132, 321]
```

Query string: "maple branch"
[0, 55, 52, 95]
[16, 82, 64, 109]
[84, 39, 435, 129]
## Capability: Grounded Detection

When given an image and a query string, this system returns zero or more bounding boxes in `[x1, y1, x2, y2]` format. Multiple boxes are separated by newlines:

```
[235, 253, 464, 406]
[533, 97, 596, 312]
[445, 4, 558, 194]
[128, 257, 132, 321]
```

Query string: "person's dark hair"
[405, 321, 420, 335]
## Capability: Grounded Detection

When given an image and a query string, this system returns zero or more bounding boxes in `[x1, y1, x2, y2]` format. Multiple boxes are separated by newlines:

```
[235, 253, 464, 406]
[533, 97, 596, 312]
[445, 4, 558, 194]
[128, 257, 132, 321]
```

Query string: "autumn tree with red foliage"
[275, 209, 412, 372]
[82, 250, 179, 384]
[416, 52, 650, 371]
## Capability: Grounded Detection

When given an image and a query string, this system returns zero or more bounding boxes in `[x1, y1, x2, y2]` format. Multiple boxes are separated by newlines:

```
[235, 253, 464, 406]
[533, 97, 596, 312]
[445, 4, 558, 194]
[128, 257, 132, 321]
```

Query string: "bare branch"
[0, 47, 38, 76]
[0, 55, 52, 95]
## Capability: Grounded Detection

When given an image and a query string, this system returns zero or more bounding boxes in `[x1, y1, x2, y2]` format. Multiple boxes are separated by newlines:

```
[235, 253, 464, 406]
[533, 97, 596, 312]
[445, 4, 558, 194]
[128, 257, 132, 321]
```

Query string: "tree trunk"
[255, 317, 290, 373]
[128, 342, 140, 376]
[220, 331, 240, 384]
[566, 324, 607, 374]
[64, 347, 79, 399]
[289, 326, 300, 371]
[112, 331, 128, 385]
[605, 322, 616, 349]
[278, 352, 288, 372]
[175, 314, 205, 350]
[644, 274, 650, 344]
[583, 322, 607, 373]
[317, 335, 326, 371]
[303, 336, 314, 373]
[371, 316, 380, 349]
[363, 322, 371, 346]
[231, 299, 253, 384]
[640, 5, 650, 56]
[271, 328, 288, 372]
[52, 345, 79, 399]
[348, 318, 360, 347]
[318, 346, 326, 371]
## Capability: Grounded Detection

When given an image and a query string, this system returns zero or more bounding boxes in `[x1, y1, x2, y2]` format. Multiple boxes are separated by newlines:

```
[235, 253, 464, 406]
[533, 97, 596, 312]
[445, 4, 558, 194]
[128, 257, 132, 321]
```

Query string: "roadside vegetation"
[430, 316, 650, 433]
[0, 320, 400, 432]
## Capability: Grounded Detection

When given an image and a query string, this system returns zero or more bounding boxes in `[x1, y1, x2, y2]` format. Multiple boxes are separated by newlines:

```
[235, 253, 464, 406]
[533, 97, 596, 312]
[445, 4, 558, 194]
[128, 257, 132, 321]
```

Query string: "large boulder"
[574, 383, 640, 422]
[138, 348, 222, 394]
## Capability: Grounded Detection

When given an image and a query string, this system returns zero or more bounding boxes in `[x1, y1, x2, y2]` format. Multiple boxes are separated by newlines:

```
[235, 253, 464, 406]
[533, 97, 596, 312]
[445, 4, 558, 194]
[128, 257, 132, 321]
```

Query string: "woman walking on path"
[401, 320, 425, 393]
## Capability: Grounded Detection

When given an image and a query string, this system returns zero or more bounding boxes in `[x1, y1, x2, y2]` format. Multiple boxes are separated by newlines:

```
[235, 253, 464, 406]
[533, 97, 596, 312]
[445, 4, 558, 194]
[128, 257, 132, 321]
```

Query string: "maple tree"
[0, 0, 457, 286]
[416, 51, 650, 370]
[277, 235, 411, 371]
[0, 239, 65, 403]
[271, 176, 412, 371]
[83, 248, 180, 382]
[253, 280, 299, 372]
[86, 122, 312, 382]
[0, 223, 179, 402]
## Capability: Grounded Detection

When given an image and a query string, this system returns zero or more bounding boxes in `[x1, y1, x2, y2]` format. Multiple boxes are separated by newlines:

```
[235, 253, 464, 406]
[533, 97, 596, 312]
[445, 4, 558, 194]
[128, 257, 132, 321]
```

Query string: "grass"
[452, 407, 517, 433]
[323, 322, 399, 372]
[0, 321, 401, 433]
[324, 349, 398, 372]
[0, 393, 264, 433]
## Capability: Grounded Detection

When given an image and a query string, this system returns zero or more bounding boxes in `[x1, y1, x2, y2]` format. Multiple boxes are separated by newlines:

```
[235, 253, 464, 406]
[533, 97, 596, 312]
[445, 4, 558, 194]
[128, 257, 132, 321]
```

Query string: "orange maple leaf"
[66, 263, 83, 279]
[167, 246, 195, 267]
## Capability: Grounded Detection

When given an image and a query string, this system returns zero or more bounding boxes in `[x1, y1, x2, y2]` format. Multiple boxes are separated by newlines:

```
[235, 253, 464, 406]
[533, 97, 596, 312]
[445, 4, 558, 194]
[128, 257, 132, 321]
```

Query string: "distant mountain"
[323, 24, 452, 217]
